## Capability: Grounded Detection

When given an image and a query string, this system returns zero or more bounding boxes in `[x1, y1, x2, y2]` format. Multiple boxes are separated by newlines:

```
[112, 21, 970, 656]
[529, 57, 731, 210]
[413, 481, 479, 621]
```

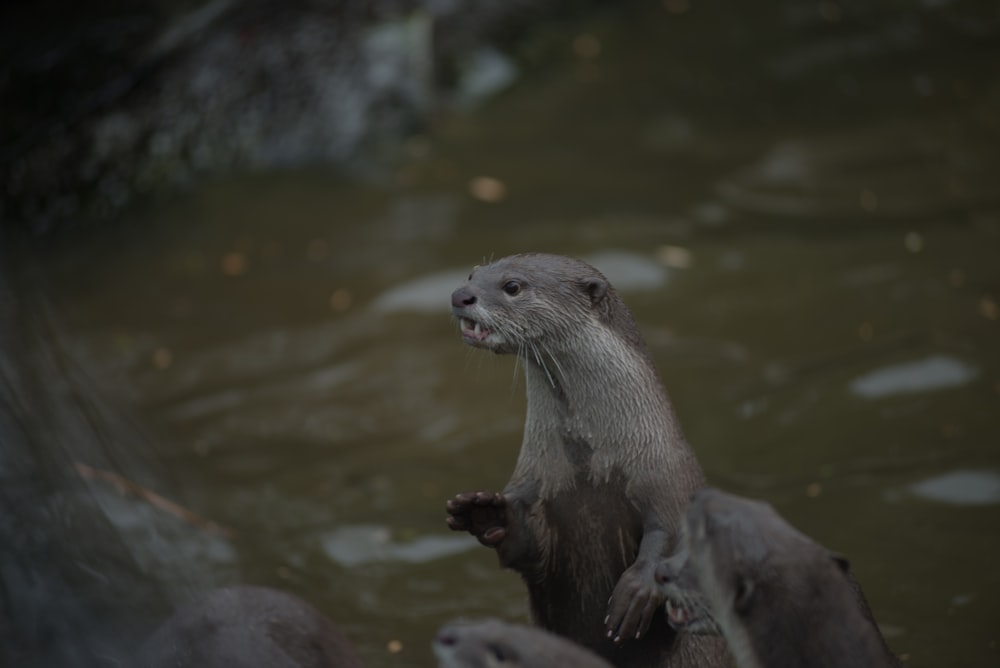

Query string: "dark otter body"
[135, 585, 364, 668]
[445, 253, 727, 668]
[679, 488, 900, 668]
[434, 619, 614, 668]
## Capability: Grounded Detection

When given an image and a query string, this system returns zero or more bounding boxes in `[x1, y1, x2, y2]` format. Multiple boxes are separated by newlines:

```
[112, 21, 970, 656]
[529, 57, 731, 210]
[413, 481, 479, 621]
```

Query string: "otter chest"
[539, 471, 643, 582]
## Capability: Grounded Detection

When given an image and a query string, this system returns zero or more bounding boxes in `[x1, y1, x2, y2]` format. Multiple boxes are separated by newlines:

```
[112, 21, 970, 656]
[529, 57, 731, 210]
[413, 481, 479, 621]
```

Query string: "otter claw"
[445, 490, 509, 548]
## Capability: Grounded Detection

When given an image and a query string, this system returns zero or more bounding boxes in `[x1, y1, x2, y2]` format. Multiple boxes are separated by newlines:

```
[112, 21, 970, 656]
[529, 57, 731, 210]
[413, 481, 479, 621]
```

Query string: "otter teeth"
[666, 600, 691, 627]
[462, 317, 489, 340]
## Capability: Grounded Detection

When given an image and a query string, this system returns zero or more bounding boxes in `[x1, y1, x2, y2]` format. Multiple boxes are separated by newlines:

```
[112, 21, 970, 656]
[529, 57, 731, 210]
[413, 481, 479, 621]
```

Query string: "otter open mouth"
[665, 598, 708, 633]
[460, 317, 493, 343]
[666, 599, 691, 628]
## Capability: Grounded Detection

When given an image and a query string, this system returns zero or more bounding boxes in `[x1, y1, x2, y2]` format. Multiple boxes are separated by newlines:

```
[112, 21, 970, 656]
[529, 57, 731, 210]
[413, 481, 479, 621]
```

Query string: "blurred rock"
[0, 0, 560, 236]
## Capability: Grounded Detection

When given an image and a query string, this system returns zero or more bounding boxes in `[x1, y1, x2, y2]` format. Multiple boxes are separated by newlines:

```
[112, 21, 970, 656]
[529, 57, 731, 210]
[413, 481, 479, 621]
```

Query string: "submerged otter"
[445, 253, 727, 668]
[136, 585, 364, 668]
[673, 488, 900, 668]
[433, 619, 613, 668]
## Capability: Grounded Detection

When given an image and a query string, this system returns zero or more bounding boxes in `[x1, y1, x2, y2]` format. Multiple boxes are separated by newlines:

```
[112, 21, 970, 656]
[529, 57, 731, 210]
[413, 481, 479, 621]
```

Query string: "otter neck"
[509, 325, 685, 496]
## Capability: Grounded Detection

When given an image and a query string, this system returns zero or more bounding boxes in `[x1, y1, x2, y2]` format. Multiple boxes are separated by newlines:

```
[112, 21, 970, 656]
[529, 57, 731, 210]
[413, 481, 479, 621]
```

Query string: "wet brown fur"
[447, 253, 728, 668]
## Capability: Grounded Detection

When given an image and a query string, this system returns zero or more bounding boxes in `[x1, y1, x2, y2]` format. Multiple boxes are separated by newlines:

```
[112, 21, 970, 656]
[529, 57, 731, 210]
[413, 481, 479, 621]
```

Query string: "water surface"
[9, 2, 1000, 667]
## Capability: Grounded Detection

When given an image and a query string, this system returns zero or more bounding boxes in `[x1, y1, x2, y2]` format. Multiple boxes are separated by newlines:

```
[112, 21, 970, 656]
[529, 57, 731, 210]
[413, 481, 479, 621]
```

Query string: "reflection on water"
[849, 355, 980, 399]
[906, 471, 1000, 507]
[373, 269, 470, 313]
[581, 250, 670, 291]
[4, 2, 1000, 667]
[321, 525, 475, 568]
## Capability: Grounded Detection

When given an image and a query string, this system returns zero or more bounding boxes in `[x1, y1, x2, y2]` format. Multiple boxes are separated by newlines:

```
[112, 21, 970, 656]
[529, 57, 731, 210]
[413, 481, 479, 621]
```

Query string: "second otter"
[668, 488, 901, 668]
[434, 619, 613, 668]
[446, 253, 727, 668]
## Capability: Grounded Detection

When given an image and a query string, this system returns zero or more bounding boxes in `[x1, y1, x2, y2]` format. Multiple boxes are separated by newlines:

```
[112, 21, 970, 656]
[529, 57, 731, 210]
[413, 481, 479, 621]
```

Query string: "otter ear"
[734, 574, 755, 614]
[582, 278, 608, 306]
[830, 552, 850, 573]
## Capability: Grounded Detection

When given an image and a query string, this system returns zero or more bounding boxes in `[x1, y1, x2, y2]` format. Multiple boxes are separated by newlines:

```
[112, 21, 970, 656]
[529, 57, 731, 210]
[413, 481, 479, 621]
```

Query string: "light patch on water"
[322, 524, 477, 566]
[370, 269, 469, 313]
[848, 355, 979, 399]
[454, 47, 520, 108]
[908, 470, 1000, 506]
[691, 201, 730, 226]
[739, 397, 769, 419]
[951, 593, 975, 606]
[755, 141, 814, 181]
[584, 250, 669, 291]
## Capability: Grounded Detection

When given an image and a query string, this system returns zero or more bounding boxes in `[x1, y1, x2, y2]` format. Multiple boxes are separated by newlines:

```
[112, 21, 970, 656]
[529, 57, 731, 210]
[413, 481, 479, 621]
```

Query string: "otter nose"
[435, 627, 458, 647]
[451, 287, 477, 308]
[654, 561, 673, 585]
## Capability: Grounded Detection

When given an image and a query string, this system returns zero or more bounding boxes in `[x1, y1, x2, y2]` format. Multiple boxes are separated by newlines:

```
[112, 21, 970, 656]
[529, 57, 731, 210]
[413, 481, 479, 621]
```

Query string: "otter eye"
[502, 280, 521, 296]
[487, 643, 510, 663]
[734, 574, 755, 614]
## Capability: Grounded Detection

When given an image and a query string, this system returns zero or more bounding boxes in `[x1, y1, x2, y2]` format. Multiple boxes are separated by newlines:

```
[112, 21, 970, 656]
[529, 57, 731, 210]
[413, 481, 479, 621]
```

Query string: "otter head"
[450, 253, 638, 357]
[684, 488, 854, 663]
[433, 619, 612, 668]
[434, 620, 529, 668]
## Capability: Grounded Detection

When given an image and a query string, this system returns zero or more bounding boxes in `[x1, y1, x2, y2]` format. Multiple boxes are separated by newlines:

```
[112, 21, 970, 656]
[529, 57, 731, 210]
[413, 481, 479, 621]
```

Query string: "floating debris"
[329, 288, 353, 313]
[152, 347, 173, 370]
[220, 251, 248, 276]
[468, 176, 507, 203]
[656, 245, 693, 269]
[573, 34, 602, 60]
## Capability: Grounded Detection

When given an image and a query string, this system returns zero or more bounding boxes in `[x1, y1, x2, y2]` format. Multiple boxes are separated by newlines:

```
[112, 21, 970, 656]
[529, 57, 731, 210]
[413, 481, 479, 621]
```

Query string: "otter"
[675, 488, 900, 668]
[445, 253, 727, 668]
[434, 619, 614, 668]
[135, 585, 364, 668]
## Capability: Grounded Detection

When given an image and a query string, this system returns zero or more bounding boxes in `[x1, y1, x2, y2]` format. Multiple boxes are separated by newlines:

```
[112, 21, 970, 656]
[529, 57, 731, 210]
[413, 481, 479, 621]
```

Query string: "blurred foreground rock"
[0, 0, 561, 236]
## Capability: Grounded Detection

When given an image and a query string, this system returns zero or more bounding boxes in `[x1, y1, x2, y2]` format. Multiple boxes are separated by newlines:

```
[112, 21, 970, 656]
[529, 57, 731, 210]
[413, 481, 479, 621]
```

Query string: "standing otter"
[675, 488, 900, 668]
[135, 585, 364, 668]
[445, 253, 727, 668]
[434, 619, 614, 668]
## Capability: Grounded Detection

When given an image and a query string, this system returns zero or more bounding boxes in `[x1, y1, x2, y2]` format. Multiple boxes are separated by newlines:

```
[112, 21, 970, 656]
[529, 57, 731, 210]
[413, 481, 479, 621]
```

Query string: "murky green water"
[7, 2, 1000, 667]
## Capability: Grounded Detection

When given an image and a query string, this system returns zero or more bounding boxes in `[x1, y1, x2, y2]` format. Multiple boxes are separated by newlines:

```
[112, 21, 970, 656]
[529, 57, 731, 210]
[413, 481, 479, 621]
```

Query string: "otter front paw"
[445, 491, 508, 548]
[604, 563, 665, 645]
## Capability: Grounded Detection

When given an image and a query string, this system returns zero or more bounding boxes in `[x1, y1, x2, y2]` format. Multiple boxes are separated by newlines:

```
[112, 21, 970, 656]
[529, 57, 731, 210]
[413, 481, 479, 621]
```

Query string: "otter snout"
[451, 287, 477, 309]
[435, 626, 459, 647]
[654, 561, 674, 585]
